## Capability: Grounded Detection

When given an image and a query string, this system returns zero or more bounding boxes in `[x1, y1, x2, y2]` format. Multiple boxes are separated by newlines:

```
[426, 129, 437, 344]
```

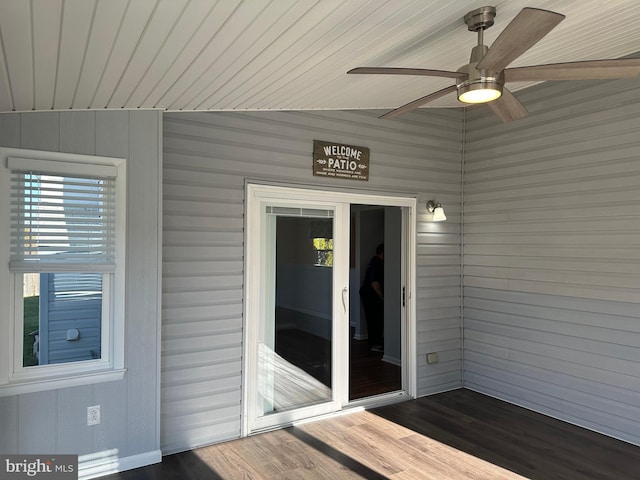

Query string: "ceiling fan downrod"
[464, 6, 495, 62]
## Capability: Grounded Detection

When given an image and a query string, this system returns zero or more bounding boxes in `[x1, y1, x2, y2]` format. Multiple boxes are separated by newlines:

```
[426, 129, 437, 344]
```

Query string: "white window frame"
[0, 148, 126, 397]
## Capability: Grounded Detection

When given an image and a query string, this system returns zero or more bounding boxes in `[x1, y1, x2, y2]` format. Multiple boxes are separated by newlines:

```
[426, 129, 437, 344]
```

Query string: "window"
[312, 237, 333, 266]
[309, 219, 333, 267]
[0, 148, 126, 396]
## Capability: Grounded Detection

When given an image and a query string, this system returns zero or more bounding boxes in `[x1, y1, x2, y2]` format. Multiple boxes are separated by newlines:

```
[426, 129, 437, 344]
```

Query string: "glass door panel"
[258, 212, 334, 416]
[245, 185, 349, 433]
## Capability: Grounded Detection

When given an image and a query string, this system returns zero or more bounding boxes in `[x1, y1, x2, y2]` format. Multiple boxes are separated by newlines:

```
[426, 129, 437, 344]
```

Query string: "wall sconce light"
[427, 200, 446, 222]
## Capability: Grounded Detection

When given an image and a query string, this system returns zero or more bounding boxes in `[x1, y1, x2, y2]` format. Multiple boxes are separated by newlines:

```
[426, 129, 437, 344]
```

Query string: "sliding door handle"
[342, 287, 348, 313]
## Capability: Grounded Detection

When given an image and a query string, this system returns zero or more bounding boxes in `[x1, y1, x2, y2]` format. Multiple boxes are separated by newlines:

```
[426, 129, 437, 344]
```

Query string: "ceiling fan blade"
[348, 67, 463, 79]
[476, 8, 565, 72]
[380, 85, 456, 119]
[487, 88, 528, 123]
[505, 59, 640, 82]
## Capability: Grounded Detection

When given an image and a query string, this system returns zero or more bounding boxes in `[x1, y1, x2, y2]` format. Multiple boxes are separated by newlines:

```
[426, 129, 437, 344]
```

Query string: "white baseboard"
[382, 354, 401, 366]
[78, 449, 162, 479]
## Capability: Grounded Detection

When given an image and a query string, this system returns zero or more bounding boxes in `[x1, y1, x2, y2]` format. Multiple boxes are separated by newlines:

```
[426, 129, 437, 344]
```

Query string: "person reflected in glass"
[359, 243, 384, 353]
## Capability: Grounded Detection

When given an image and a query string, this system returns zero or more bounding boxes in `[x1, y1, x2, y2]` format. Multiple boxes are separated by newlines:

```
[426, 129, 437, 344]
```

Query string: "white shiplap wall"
[161, 109, 463, 453]
[463, 77, 640, 446]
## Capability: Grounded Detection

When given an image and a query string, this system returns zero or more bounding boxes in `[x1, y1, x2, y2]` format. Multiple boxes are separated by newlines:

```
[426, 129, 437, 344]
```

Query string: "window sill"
[0, 368, 126, 397]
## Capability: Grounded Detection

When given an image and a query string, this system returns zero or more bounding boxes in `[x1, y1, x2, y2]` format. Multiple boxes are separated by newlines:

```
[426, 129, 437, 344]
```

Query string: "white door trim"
[242, 183, 417, 436]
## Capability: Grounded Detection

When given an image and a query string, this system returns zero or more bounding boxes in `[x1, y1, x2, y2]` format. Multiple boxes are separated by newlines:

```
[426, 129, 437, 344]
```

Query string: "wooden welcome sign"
[313, 140, 370, 181]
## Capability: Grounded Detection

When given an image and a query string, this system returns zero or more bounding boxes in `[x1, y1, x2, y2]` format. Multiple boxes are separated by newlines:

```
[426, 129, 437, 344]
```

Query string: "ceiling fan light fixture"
[457, 78, 503, 104]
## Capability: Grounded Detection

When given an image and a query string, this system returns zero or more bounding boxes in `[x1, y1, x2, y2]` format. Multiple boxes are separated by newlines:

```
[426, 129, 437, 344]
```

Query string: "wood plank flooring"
[103, 389, 640, 479]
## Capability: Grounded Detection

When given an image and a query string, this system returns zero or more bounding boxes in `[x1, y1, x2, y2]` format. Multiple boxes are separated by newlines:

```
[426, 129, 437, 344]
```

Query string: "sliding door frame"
[243, 183, 416, 436]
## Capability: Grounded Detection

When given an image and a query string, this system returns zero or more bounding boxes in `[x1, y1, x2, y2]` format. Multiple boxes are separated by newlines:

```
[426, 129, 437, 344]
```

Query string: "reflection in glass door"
[260, 211, 335, 415]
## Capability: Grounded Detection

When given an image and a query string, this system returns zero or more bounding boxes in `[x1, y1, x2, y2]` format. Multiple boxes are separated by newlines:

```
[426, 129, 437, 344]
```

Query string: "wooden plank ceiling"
[1, 0, 640, 114]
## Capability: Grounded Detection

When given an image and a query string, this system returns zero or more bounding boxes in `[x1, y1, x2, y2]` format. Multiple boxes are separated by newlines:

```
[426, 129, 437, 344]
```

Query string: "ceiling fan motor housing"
[456, 43, 504, 103]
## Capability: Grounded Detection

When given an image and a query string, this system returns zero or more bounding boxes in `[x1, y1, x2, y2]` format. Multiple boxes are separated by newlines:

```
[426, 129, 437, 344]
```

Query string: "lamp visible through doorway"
[426, 200, 446, 222]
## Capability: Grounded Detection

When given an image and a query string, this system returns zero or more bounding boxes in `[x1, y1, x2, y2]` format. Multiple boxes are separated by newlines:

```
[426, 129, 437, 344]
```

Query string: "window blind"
[10, 169, 116, 272]
[265, 206, 334, 217]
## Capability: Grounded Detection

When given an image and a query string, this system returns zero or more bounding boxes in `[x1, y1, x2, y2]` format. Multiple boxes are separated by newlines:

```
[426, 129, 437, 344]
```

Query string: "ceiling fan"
[348, 6, 640, 122]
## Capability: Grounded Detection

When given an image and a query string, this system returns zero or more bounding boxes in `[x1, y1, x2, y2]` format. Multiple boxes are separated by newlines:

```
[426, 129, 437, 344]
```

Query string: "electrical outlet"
[87, 405, 101, 426]
[426, 352, 439, 364]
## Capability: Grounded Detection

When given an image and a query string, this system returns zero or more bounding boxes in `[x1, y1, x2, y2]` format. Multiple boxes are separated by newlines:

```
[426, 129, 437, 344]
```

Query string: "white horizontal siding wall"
[0, 111, 162, 466]
[162, 109, 463, 453]
[463, 77, 640, 445]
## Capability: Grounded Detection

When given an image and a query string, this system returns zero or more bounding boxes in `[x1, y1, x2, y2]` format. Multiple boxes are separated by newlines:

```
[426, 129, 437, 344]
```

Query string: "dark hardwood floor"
[349, 335, 401, 400]
[103, 389, 640, 479]
[274, 328, 401, 400]
[373, 389, 640, 479]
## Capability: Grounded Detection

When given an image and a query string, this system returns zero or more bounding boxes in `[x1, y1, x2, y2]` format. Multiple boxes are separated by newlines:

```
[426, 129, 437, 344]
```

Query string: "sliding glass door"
[244, 184, 416, 434]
